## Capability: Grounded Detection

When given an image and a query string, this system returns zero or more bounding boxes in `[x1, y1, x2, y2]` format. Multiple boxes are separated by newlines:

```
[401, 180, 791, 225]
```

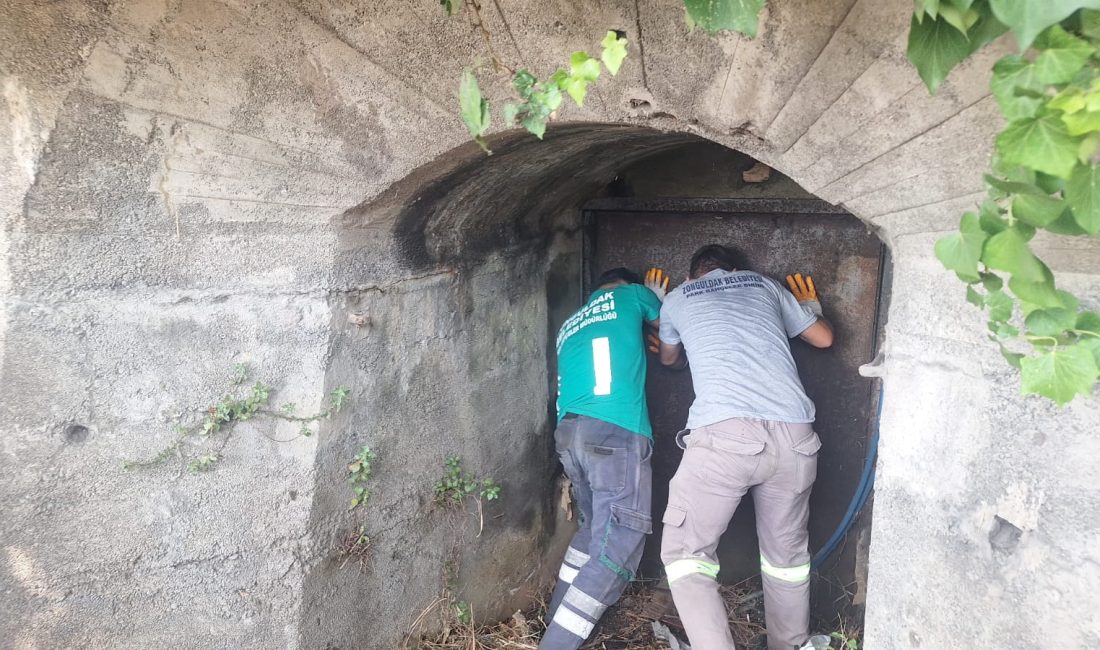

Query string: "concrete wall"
[2, 1, 1099, 649]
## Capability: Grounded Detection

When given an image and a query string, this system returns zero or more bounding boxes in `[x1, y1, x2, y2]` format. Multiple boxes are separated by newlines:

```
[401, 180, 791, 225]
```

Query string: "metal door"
[584, 197, 884, 618]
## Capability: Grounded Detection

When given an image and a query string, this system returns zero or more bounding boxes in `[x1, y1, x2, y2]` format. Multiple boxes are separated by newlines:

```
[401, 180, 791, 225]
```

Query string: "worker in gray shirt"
[653, 244, 834, 650]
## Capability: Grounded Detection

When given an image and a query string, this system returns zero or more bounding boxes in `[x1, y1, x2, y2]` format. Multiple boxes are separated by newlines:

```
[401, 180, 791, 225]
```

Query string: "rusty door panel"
[585, 199, 883, 616]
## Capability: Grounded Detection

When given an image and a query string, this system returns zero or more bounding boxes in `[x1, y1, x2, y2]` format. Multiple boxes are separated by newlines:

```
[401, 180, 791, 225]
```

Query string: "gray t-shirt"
[658, 269, 818, 429]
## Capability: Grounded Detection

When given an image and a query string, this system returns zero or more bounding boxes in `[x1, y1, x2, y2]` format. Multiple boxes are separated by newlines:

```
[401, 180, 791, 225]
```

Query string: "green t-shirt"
[555, 283, 662, 437]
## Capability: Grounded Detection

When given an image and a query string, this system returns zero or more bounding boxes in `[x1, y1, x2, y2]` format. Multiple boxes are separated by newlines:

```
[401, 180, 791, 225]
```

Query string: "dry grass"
[408, 577, 772, 650]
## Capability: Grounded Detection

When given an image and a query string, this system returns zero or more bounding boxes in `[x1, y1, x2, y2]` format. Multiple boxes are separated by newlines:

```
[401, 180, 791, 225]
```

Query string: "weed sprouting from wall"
[122, 363, 351, 473]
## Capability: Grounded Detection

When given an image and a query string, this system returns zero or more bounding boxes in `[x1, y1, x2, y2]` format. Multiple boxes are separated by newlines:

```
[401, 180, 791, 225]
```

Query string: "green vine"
[905, 2, 1100, 404]
[347, 445, 377, 510]
[459, 31, 629, 152]
[450, 0, 763, 149]
[454, 0, 1099, 404]
[123, 364, 352, 471]
[339, 446, 378, 572]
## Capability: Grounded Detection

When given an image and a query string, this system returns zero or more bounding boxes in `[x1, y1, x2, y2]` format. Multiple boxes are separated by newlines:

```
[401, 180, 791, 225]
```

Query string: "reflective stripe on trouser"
[540, 415, 653, 650]
[661, 417, 819, 650]
[557, 546, 591, 584]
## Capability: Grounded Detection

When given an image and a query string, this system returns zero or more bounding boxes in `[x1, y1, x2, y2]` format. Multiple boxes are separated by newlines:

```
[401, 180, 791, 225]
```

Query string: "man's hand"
[786, 273, 823, 317]
[647, 332, 660, 354]
[645, 267, 670, 302]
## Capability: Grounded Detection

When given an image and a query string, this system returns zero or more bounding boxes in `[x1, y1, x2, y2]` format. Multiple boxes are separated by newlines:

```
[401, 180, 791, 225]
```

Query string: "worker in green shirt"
[540, 267, 669, 650]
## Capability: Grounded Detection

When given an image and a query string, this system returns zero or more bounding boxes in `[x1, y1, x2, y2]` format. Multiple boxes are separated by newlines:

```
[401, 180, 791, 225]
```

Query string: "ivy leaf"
[979, 205, 1010, 234]
[558, 52, 602, 106]
[439, 0, 454, 15]
[935, 212, 987, 281]
[513, 70, 537, 100]
[502, 102, 520, 126]
[1020, 344, 1099, 404]
[1065, 163, 1100, 233]
[996, 321, 1020, 338]
[967, 285, 985, 306]
[986, 288, 1015, 322]
[1064, 112, 1100, 138]
[1007, 261, 1063, 308]
[600, 31, 628, 76]
[991, 56, 1044, 121]
[684, 0, 766, 36]
[1025, 307, 1078, 336]
[521, 112, 548, 139]
[996, 114, 1081, 179]
[459, 69, 491, 153]
[938, 5, 981, 33]
[989, 0, 1100, 49]
[571, 52, 601, 81]
[908, 13, 975, 93]
[559, 77, 588, 106]
[1049, 86, 1087, 115]
[1035, 171, 1066, 194]
[909, 4, 1007, 93]
[984, 172, 1041, 196]
[981, 227, 1046, 282]
[981, 271, 1004, 292]
[1032, 25, 1094, 85]
[916, 0, 941, 19]
[1012, 193, 1066, 227]
[1000, 344, 1025, 368]
[1077, 311, 1100, 335]
[1044, 206, 1090, 234]
[1083, 9, 1100, 39]
[948, 0, 976, 10]
[1081, 337, 1100, 366]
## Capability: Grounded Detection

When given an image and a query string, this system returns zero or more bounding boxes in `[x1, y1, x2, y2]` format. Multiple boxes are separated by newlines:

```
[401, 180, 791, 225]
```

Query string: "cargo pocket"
[611, 503, 653, 534]
[707, 432, 766, 482]
[792, 431, 822, 493]
[587, 445, 627, 494]
[662, 505, 686, 528]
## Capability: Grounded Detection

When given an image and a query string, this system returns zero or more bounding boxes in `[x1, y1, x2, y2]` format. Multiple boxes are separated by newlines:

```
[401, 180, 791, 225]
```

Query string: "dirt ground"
[409, 577, 863, 649]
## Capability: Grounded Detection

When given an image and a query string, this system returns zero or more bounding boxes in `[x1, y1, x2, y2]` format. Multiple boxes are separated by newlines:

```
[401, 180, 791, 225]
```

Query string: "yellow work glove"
[644, 267, 670, 302]
[785, 273, 823, 317]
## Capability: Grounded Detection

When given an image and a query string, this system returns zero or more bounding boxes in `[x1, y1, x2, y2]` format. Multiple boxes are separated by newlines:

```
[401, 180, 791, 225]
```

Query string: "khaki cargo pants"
[660, 417, 821, 650]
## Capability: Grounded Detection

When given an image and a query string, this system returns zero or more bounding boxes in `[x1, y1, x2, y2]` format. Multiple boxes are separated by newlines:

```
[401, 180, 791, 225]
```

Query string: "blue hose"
[811, 386, 882, 569]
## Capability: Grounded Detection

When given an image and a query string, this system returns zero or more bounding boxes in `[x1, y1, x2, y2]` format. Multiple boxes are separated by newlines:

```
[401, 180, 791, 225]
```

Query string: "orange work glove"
[785, 273, 823, 317]
[644, 267, 670, 302]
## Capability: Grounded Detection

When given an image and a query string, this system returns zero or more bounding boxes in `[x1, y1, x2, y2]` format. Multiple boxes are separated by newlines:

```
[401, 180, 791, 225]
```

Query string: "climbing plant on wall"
[449, 0, 762, 150]
[446, 0, 1100, 405]
[905, 1, 1100, 404]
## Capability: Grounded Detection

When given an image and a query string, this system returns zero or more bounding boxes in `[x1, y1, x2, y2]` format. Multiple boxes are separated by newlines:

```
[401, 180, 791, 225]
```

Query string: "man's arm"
[798, 319, 834, 348]
[785, 273, 835, 349]
[659, 340, 687, 368]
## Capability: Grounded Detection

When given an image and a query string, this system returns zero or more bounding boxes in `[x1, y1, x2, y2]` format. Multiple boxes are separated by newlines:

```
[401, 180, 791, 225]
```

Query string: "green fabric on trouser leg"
[664, 558, 720, 583]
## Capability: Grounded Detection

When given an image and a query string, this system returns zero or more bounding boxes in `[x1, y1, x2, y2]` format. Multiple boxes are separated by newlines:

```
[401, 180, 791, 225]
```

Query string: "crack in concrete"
[632, 0, 649, 90]
[157, 121, 185, 239]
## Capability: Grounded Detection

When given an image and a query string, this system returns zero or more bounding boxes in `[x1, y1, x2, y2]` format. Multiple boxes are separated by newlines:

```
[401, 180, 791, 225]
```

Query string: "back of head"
[594, 267, 641, 294]
[689, 244, 743, 278]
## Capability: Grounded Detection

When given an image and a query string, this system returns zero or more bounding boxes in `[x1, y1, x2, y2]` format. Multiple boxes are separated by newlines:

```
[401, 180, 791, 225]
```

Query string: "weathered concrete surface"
[2, 0, 1099, 649]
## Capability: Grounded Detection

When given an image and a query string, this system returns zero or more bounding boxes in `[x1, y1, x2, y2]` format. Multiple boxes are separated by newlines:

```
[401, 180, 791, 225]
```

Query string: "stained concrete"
[2, 0, 1099, 649]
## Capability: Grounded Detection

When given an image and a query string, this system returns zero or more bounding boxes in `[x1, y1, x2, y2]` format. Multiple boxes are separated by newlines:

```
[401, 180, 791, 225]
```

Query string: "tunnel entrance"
[338, 126, 889, 647]
[581, 195, 886, 625]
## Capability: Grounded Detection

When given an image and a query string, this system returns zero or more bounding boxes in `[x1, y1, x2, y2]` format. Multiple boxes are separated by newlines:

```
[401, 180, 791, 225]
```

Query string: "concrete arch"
[2, 1, 1099, 649]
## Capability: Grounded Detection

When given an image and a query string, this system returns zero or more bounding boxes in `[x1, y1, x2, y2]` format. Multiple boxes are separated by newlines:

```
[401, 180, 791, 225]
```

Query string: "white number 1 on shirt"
[592, 337, 612, 396]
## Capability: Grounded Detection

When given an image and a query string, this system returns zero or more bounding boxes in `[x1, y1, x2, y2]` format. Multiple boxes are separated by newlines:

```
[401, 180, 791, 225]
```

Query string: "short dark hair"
[595, 267, 642, 288]
[689, 244, 743, 278]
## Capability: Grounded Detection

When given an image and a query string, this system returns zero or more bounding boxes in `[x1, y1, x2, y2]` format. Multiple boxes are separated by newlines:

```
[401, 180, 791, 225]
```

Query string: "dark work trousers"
[539, 414, 653, 650]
